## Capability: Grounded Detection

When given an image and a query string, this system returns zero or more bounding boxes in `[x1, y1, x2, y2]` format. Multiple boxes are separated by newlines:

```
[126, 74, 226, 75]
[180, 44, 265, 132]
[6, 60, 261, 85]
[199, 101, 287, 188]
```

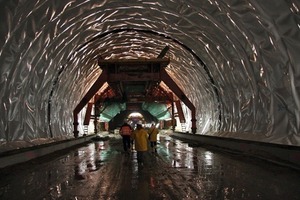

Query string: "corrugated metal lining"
[0, 0, 300, 147]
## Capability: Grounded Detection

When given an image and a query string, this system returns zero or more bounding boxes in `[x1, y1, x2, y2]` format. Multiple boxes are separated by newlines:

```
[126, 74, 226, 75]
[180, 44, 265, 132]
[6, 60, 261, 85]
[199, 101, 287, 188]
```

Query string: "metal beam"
[160, 68, 197, 133]
[98, 58, 170, 67]
[73, 68, 108, 137]
[157, 46, 170, 58]
[109, 72, 160, 82]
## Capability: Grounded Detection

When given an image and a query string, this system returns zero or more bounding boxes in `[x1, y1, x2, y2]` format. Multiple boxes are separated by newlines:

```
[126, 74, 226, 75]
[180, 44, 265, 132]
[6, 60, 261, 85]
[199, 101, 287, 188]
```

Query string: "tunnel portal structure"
[0, 0, 300, 153]
[73, 57, 197, 136]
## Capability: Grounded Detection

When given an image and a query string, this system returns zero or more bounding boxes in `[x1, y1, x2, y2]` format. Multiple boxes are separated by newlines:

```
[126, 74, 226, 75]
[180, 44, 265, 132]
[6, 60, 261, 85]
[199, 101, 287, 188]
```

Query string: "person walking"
[119, 122, 132, 153]
[131, 124, 148, 166]
[148, 124, 159, 153]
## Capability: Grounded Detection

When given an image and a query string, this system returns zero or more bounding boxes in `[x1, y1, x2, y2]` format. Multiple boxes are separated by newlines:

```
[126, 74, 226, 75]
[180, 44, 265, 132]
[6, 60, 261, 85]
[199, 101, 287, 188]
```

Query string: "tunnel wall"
[171, 132, 300, 170]
[0, 0, 300, 149]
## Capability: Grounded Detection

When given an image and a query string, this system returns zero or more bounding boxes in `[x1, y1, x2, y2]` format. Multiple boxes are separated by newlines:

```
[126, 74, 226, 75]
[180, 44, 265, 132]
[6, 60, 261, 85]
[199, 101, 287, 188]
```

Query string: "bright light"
[128, 112, 143, 118]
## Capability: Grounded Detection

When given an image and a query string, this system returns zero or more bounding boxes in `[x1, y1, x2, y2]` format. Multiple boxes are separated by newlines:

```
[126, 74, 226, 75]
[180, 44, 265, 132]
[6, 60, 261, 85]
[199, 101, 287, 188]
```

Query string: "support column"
[94, 96, 98, 134]
[171, 100, 175, 131]
[73, 113, 79, 138]
[191, 110, 197, 134]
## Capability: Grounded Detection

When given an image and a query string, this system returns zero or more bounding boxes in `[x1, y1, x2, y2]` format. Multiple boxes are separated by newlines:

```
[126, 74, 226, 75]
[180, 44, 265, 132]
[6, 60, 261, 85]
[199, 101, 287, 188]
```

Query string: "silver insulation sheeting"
[0, 0, 300, 147]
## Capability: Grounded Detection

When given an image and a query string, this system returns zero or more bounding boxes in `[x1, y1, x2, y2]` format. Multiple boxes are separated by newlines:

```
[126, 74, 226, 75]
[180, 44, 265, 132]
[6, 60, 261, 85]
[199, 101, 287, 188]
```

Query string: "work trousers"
[122, 135, 131, 152]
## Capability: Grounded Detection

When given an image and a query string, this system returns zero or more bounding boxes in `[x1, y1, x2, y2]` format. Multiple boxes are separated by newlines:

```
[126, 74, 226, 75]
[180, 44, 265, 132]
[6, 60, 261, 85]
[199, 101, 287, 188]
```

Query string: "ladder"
[175, 101, 185, 123]
[181, 123, 186, 132]
[83, 125, 89, 135]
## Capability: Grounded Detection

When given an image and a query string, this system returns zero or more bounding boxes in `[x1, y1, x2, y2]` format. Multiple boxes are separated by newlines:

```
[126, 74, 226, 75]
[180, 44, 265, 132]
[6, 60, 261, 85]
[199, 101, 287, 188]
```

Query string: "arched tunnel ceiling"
[0, 0, 300, 146]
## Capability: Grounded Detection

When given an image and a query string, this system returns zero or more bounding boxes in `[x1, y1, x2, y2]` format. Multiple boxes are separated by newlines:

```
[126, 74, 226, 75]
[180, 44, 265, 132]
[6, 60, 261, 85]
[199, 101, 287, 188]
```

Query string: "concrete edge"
[170, 132, 300, 170]
[0, 135, 96, 169]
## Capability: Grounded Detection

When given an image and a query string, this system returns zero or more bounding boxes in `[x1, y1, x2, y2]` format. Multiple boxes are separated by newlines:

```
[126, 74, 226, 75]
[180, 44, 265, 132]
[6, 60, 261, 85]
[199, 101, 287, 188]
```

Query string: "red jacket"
[119, 124, 132, 136]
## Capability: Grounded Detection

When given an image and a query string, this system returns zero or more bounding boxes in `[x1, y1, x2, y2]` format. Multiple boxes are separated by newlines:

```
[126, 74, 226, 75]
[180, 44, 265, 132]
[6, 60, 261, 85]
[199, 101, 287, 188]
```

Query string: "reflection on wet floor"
[1, 133, 300, 200]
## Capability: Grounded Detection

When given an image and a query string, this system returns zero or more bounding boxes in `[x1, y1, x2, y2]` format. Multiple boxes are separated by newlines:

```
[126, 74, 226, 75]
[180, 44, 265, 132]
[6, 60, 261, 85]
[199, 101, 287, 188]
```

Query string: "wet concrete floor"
[0, 132, 300, 200]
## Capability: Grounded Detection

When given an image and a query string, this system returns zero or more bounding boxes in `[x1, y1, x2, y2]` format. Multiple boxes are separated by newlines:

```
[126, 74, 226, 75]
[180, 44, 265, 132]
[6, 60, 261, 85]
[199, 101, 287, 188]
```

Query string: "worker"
[131, 124, 148, 166]
[148, 124, 159, 153]
[119, 122, 133, 153]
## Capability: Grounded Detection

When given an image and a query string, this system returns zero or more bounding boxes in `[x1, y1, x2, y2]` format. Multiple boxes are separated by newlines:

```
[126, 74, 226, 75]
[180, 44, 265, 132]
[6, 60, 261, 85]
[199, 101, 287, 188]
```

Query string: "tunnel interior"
[1, 0, 300, 151]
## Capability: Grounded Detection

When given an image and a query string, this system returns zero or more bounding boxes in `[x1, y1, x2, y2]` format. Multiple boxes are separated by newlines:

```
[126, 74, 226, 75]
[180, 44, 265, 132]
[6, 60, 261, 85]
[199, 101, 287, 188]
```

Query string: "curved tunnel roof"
[0, 0, 300, 146]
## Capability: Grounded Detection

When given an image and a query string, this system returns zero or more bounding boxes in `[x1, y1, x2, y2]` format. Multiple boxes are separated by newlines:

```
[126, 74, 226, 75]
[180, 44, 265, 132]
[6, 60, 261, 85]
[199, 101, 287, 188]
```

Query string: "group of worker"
[119, 122, 159, 165]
